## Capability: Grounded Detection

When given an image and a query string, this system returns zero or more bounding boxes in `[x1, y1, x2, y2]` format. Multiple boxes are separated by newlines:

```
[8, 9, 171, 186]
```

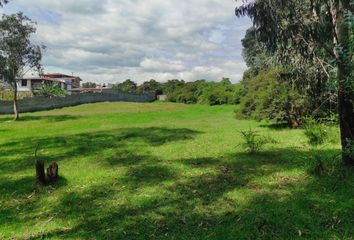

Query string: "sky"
[0, 0, 252, 84]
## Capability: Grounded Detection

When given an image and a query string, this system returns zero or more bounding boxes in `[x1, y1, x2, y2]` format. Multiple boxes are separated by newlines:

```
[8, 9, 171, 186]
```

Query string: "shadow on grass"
[1, 123, 352, 239]
[0, 175, 68, 234]
[0, 114, 80, 123]
[0, 126, 201, 232]
[259, 122, 292, 130]
[0, 175, 68, 197]
[16, 148, 353, 240]
[123, 165, 177, 185]
[0, 127, 202, 175]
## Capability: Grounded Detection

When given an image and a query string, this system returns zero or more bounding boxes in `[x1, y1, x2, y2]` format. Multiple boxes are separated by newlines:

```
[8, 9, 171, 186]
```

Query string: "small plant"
[307, 152, 342, 177]
[240, 129, 267, 154]
[304, 117, 328, 146]
[307, 152, 325, 176]
[38, 83, 66, 97]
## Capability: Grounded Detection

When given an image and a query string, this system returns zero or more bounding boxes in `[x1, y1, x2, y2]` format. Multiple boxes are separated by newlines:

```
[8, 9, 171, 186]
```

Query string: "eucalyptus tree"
[236, 0, 353, 165]
[0, 13, 44, 120]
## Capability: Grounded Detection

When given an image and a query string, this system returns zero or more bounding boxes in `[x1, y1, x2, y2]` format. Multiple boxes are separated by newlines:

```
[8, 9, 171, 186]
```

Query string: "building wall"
[72, 79, 80, 88]
[17, 79, 32, 92]
[0, 91, 155, 114]
[157, 95, 167, 101]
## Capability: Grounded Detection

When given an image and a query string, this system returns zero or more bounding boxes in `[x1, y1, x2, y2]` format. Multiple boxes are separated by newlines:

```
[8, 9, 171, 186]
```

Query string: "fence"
[0, 91, 155, 114]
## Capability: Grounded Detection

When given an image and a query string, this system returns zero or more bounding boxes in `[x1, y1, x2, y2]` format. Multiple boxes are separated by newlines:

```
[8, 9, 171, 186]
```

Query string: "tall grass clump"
[240, 129, 268, 154]
[304, 117, 328, 146]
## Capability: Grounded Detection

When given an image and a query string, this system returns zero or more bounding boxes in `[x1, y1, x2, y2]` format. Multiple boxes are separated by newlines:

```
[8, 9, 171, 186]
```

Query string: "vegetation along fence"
[0, 91, 155, 114]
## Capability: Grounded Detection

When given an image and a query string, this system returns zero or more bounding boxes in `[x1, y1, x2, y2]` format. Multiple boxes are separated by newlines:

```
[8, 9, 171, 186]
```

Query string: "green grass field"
[0, 102, 353, 239]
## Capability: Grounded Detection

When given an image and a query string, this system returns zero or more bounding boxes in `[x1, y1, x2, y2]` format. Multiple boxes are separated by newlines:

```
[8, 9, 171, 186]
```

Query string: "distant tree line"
[109, 78, 242, 106]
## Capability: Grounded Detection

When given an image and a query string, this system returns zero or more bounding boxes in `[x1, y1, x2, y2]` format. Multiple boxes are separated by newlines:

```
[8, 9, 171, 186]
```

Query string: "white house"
[1, 73, 82, 94]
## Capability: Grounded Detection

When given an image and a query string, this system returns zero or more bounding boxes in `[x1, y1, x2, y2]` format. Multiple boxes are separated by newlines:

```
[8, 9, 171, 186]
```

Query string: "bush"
[240, 129, 267, 154]
[38, 84, 66, 97]
[304, 117, 328, 146]
[0, 90, 33, 101]
[164, 79, 241, 106]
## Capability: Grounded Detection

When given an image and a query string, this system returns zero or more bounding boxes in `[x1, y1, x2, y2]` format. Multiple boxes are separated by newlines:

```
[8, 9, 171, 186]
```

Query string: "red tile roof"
[42, 73, 82, 81]
[70, 88, 112, 91]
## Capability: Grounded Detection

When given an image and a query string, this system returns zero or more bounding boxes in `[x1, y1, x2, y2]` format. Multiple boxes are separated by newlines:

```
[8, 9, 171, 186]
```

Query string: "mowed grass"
[0, 102, 353, 240]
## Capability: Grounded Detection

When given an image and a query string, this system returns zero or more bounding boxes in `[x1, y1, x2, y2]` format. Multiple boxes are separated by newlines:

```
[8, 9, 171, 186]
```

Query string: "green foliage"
[166, 78, 241, 106]
[161, 79, 185, 96]
[307, 152, 343, 178]
[112, 79, 137, 93]
[304, 117, 329, 146]
[236, 0, 353, 164]
[0, 13, 43, 86]
[240, 129, 267, 154]
[137, 79, 162, 94]
[236, 69, 309, 127]
[38, 84, 66, 97]
[236, 1, 341, 123]
[110, 78, 241, 105]
[0, 12, 43, 119]
[0, 90, 33, 101]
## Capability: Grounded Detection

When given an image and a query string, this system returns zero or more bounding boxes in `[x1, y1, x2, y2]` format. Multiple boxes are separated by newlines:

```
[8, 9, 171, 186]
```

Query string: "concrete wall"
[17, 79, 32, 92]
[0, 91, 155, 114]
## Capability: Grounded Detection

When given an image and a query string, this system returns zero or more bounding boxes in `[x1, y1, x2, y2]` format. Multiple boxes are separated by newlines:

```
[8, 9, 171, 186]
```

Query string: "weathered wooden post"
[34, 145, 59, 185]
[47, 162, 59, 182]
[35, 160, 46, 186]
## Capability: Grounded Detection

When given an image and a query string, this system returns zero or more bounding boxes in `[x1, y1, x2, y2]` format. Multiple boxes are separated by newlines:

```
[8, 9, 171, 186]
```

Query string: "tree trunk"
[335, 1, 354, 166]
[47, 162, 59, 183]
[35, 160, 46, 186]
[13, 83, 19, 120]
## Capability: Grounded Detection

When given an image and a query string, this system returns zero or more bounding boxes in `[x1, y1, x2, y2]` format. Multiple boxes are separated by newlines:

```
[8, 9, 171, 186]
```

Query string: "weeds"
[240, 129, 268, 154]
[307, 151, 342, 177]
[304, 117, 328, 146]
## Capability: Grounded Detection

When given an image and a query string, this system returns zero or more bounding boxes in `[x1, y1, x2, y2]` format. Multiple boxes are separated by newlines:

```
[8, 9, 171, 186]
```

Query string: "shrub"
[0, 90, 33, 101]
[304, 117, 328, 146]
[240, 129, 267, 154]
[38, 84, 66, 97]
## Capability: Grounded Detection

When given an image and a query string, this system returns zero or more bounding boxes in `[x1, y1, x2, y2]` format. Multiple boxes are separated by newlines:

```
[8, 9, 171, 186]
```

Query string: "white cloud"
[2, 0, 252, 83]
[140, 59, 185, 72]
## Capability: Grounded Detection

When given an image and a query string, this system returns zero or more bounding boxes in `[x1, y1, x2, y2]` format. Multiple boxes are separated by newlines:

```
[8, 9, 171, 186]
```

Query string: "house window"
[21, 80, 27, 87]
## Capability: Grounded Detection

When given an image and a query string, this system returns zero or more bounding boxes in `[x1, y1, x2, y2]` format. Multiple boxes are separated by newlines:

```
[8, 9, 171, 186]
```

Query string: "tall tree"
[236, 0, 353, 165]
[113, 79, 137, 93]
[0, 13, 43, 120]
[137, 79, 162, 94]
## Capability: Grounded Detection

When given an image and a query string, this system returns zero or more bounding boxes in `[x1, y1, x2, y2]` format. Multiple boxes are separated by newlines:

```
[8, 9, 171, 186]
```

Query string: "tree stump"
[35, 160, 46, 186]
[47, 162, 59, 182]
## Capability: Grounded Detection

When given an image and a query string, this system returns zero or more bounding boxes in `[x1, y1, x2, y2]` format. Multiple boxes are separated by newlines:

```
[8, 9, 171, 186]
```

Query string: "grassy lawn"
[0, 102, 353, 239]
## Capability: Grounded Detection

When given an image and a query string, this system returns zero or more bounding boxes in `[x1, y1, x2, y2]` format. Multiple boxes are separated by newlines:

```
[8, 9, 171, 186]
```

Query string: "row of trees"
[109, 78, 242, 106]
[235, 0, 353, 165]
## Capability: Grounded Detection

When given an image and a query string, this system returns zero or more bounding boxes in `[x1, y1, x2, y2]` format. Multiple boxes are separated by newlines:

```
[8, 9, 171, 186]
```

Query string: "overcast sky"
[0, 0, 251, 84]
